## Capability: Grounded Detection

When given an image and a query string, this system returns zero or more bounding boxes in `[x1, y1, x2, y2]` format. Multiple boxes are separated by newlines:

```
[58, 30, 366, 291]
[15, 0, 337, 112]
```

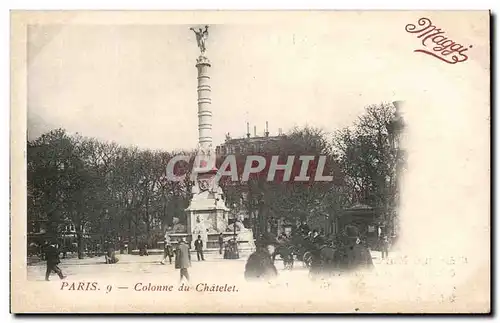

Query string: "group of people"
[312, 225, 374, 277]
[244, 223, 377, 282]
[159, 235, 192, 282]
[42, 223, 380, 283]
[159, 234, 217, 283]
[159, 232, 277, 283]
[160, 233, 229, 283]
[160, 233, 241, 264]
[160, 234, 206, 265]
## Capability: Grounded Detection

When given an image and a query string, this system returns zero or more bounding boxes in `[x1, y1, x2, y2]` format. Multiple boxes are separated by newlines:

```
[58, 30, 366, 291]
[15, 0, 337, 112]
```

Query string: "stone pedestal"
[186, 197, 230, 235]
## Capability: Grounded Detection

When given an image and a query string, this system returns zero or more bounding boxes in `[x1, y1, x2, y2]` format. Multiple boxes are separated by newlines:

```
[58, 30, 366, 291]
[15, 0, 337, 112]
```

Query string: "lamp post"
[256, 193, 265, 240]
[126, 191, 133, 253]
[225, 203, 239, 259]
[232, 203, 237, 240]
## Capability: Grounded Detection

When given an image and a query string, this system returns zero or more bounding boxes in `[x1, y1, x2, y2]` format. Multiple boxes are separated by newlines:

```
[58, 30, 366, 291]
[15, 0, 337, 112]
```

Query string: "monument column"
[184, 25, 255, 253]
[186, 25, 229, 241]
[196, 56, 213, 152]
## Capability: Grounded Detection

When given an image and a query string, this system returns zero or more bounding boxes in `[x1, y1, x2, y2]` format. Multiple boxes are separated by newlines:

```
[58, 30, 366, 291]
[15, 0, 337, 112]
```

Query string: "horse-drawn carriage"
[273, 241, 295, 270]
[273, 225, 374, 275]
[273, 232, 337, 270]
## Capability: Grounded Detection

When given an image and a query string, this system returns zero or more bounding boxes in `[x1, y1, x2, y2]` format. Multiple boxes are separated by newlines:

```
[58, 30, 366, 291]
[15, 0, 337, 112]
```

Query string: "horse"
[308, 244, 338, 278]
[273, 244, 294, 270]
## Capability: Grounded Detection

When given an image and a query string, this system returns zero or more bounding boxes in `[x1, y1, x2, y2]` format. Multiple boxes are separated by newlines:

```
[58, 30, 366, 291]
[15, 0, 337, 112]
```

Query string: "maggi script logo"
[405, 17, 472, 64]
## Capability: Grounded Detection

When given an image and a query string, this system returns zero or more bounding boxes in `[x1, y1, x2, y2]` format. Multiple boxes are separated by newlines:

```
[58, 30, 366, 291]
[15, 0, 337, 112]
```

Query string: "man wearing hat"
[175, 237, 191, 283]
[311, 229, 324, 247]
[333, 225, 374, 272]
[298, 221, 311, 236]
[244, 238, 278, 281]
[44, 241, 66, 281]
[309, 229, 326, 277]
[194, 235, 205, 261]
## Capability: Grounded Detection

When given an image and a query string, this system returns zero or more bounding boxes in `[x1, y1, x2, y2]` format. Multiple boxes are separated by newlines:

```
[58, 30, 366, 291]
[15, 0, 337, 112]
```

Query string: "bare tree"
[333, 102, 404, 234]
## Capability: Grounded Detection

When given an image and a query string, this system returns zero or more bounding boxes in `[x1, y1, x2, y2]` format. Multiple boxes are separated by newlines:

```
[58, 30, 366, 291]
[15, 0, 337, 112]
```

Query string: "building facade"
[215, 124, 288, 239]
[215, 124, 285, 156]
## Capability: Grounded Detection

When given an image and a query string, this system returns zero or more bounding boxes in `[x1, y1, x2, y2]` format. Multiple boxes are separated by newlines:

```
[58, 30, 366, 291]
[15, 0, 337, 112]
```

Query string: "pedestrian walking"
[194, 235, 205, 261]
[333, 225, 374, 272]
[309, 229, 326, 277]
[160, 235, 174, 265]
[244, 239, 278, 281]
[381, 235, 390, 259]
[44, 241, 66, 281]
[175, 238, 191, 283]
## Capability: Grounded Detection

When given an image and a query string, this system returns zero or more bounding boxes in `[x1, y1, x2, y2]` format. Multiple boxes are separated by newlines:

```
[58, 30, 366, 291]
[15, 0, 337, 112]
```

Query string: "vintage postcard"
[11, 10, 490, 313]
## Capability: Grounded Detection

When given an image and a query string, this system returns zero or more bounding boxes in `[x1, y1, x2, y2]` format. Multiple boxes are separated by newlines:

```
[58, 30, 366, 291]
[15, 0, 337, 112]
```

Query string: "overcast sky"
[27, 12, 487, 151]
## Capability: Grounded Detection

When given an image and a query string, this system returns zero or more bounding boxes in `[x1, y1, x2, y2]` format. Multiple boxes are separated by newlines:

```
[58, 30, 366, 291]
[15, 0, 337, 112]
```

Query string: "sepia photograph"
[10, 10, 490, 313]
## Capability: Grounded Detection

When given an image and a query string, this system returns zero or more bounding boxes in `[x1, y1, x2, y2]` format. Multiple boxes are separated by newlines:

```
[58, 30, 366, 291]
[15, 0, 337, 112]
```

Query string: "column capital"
[196, 55, 211, 67]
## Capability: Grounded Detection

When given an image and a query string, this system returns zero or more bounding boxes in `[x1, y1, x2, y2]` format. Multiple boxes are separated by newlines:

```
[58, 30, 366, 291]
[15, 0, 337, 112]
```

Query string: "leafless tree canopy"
[27, 102, 404, 256]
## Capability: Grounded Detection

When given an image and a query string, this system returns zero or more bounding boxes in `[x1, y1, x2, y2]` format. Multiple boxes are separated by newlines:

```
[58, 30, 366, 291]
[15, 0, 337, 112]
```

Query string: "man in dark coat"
[333, 225, 374, 272]
[139, 242, 149, 256]
[244, 240, 278, 281]
[310, 229, 325, 273]
[298, 221, 310, 236]
[194, 235, 205, 261]
[175, 238, 191, 283]
[311, 229, 325, 247]
[381, 235, 390, 259]
[44, 242, 66, 281]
